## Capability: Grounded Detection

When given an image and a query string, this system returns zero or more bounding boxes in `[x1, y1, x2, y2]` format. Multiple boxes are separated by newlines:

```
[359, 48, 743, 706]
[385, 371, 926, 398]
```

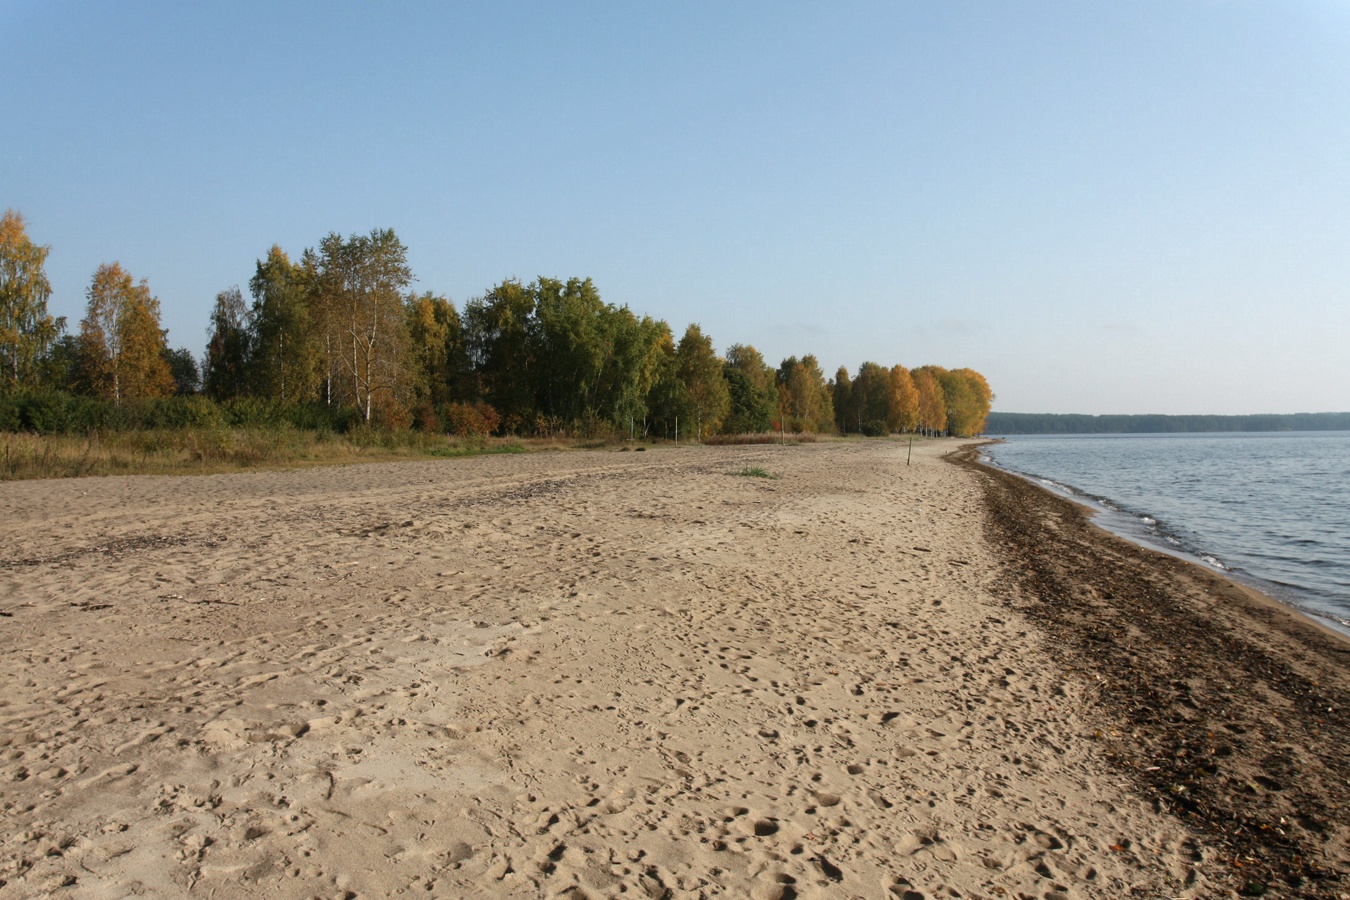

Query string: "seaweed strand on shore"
[950, 446, 1350, 899]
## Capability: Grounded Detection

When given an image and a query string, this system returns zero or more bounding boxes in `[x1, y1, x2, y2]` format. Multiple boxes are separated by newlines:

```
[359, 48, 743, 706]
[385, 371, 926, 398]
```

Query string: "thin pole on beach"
[908, 436, 913, 466]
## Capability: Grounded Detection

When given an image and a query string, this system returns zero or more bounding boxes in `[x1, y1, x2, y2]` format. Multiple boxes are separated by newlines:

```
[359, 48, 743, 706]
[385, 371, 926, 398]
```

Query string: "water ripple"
[984, 431, 1350, 638]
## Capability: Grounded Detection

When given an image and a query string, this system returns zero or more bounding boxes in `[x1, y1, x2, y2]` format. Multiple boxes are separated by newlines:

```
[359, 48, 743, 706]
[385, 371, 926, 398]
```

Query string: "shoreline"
[952, 444, 1350, 896]
[977, 439, 1350, 643]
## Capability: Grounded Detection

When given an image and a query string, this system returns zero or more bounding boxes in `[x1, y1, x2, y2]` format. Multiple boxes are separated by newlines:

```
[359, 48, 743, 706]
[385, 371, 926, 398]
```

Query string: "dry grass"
[702, 432, 820, 446]
[0, 428, 525, 480]
[0, 428, 852, 481]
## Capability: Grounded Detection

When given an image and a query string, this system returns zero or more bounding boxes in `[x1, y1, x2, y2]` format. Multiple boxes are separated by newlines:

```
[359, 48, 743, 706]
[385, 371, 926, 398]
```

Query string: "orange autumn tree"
[886, 364, 920, 433]
[911, 365, 948, 435]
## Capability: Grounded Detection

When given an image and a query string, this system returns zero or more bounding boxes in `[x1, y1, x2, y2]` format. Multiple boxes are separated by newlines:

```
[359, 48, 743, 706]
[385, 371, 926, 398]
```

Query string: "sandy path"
[1, 441, 1203, 898]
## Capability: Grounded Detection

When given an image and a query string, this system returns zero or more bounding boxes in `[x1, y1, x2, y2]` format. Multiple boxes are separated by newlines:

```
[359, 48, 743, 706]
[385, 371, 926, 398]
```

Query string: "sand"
[0, 439, 1343, 899]
[952, 446, 1350, 898]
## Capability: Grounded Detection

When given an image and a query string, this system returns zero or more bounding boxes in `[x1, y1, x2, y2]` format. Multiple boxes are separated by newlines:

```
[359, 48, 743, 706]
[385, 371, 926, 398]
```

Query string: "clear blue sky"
[5, 1, 1348, 415]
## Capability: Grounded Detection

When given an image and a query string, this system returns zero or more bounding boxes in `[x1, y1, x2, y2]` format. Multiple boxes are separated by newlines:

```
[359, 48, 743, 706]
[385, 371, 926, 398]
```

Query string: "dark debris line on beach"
[949, 447, 1350, 899]
[0, 534, 220, 570]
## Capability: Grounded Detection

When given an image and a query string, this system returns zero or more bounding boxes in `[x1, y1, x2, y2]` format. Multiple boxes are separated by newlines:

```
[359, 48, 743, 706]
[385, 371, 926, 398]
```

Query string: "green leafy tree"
[582, 314, 669, 438]
[0, 209, 61, 391]
[853, 362, 892, 435]
[675, 324, 729, 441]
[38, 333, 79, 392]
[204, 286, 250, 400]
[532, 277, 609, 425]
[406, 291, 470, 408]
[644, 326, 685, 439]
[722, 343, 777, 434]
[463, 278, 538, 431]
[248, 245, 318, 403]
[77, 263, 175, 401]
[163, 347, 201, 395]
[593, 308, 669, 438]
[832, 366, 855, 434]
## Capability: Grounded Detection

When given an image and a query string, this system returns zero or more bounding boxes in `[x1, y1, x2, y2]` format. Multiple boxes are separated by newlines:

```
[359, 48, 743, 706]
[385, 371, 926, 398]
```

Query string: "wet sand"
[0, 439, 1344, 898]
[953, 445, 1350, 898]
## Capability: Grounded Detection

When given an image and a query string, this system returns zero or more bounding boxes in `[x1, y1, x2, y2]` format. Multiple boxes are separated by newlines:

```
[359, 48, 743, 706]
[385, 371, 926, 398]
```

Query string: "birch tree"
[311, 229, 413, 421]
[887, 364, 920, 433]
[777, 355, 834, 433]
[912, 365, 948, 435]
[940, 367, 994, 436]
[0, 210, 61, 390]
[77, 263, 174, 401]
[675, 324, 729, 440]
[406, 291, 470, 408]
[853, 362, 892, 435]
[204, 286, 250, 400]
[248, 245, 318, 403]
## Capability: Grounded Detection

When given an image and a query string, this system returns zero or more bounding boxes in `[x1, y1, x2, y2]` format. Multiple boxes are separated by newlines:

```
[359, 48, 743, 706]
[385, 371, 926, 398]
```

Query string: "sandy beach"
[1, 440, 1346, 899]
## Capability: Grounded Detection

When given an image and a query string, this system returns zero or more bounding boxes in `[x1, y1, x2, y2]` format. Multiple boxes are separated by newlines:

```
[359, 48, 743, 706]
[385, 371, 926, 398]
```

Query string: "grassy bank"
[0, 427, 528, 480]
[0, 426, 857, 481]
[1, 432, 835, 481]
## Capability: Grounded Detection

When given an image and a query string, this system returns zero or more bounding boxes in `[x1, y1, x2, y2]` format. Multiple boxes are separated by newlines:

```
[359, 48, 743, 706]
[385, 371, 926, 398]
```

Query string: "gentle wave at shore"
[983, 431, 1350, 636]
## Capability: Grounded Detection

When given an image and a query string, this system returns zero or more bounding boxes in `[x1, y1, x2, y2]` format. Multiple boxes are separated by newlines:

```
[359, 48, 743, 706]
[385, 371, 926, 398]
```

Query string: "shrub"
[371, 395, 413, 431]
[16, 391, 77, 433]
[221, 397, 292, 428]
[413, 402, 441, 432]
[129, 396, 225, 430]
[0, 394, 22, 431]
[442, 402, 501, 437]
[575, 410, 614, 441]
[10, 392, 117, 434]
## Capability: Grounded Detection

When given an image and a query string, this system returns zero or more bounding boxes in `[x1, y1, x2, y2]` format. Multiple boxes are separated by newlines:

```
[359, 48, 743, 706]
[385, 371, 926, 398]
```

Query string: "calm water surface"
[982, 432, 1350, 637]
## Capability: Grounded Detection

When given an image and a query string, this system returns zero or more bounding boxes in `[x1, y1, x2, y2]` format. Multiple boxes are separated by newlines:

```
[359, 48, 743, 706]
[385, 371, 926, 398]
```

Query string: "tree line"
[1, 210, 994, 438]
[985, 412, 1350, 435]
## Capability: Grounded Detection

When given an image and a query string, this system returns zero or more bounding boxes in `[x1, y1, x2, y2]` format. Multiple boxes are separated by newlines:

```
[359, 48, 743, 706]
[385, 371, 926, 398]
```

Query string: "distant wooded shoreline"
[985, 412, 1350, 435]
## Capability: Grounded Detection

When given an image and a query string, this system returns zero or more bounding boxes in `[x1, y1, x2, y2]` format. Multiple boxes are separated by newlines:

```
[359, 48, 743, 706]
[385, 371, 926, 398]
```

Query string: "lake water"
[981, 432, 1350, 638]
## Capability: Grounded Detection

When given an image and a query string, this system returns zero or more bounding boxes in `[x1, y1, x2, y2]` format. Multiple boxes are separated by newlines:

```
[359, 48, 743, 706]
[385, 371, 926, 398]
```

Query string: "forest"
[986, 412, 1350, 435]
[1, 210, 993, 444]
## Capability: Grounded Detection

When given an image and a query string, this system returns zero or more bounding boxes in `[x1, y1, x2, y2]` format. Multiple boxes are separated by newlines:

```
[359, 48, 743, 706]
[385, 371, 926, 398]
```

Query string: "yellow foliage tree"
[0, 209, 60, 390]
[911, 365, 948, 434]
[886, 364, 920, 433]
[777, 355, 834, 433]
[78, 263, 175, 402]
[940, 367, 994, 436]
